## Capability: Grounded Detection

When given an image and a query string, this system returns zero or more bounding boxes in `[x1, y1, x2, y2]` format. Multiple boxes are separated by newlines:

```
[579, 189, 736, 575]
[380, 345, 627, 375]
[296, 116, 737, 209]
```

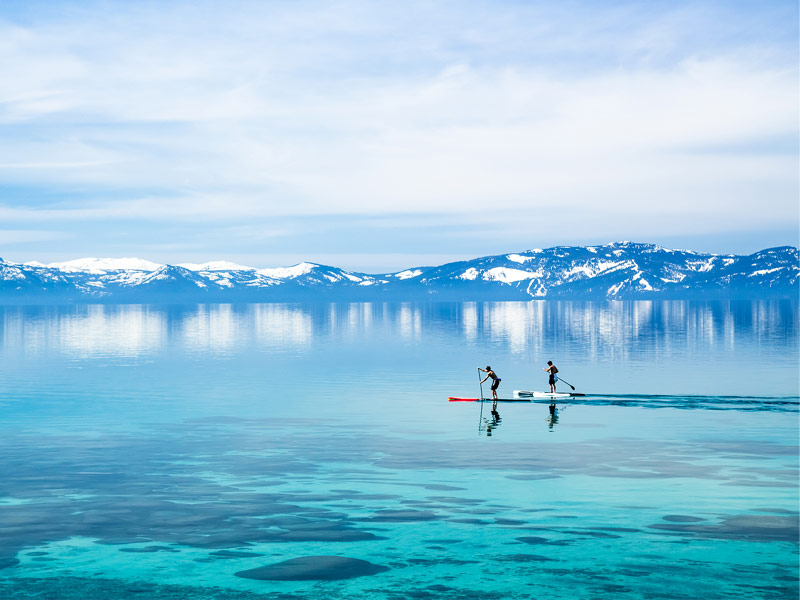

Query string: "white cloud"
[0, 0, 795, 236]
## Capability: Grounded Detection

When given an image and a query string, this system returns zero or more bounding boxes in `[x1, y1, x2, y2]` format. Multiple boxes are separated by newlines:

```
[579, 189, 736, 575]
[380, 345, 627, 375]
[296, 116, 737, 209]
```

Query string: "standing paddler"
[478, 366, 501, 402]
[543, 361, 558, 393]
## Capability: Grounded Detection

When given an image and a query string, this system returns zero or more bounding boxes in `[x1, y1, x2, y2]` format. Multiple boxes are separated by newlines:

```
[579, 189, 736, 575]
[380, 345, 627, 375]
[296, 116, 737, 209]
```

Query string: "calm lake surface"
[0, 301, 797, 599]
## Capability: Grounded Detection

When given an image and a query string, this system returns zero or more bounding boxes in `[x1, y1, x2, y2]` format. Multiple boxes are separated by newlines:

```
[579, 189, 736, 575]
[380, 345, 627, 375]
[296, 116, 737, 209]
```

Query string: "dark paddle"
[556, 376, 576, 391]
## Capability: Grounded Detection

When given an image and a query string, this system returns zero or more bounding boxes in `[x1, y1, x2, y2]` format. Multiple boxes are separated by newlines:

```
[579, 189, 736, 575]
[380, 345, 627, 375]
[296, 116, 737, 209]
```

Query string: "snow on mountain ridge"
[507, 253, 535, 263]
[565, 260, 630, 279]
[256, 262, 319, 279]
[483, 267, 538, 283]
[46, 258, 164, 272]
[179, 261, 256, 271]
[459, 268, 479, 281]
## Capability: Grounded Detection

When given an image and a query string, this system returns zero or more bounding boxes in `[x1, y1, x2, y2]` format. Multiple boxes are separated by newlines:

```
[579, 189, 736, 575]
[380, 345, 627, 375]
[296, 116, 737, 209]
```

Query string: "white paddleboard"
[513, 390, 582, 399]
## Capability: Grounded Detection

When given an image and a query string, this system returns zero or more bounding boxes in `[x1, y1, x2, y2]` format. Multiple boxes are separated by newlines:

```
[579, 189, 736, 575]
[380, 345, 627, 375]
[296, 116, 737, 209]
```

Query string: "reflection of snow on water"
[462, 303, 478, 342]
[250, 304, 312, 349]
[468, 300, 796, 365]
[56, 305, 166, 358]
[398, 303, 421, 339]
[181, 304, 236, 351]
[485, 302, 534, 354]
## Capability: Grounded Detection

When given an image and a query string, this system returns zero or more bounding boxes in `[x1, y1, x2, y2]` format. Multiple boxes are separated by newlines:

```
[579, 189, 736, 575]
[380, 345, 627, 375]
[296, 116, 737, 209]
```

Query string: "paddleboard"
[513, 390, 585, 398]
[448, 397, 531, 402]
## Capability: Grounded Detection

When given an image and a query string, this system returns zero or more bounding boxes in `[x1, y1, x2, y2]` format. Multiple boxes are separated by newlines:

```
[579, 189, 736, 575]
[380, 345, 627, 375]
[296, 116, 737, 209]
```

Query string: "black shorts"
[491, 378, 501, 391]
[549, 375, 556, 385]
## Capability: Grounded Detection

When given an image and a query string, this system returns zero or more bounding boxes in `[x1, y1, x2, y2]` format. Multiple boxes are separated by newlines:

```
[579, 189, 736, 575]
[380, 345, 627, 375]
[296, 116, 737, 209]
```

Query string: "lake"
[0, 301, 797, 599]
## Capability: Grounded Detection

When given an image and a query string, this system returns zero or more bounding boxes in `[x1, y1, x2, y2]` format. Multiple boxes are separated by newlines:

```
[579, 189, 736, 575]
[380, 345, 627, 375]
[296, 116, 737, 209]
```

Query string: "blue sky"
[0, 0, 797, 272]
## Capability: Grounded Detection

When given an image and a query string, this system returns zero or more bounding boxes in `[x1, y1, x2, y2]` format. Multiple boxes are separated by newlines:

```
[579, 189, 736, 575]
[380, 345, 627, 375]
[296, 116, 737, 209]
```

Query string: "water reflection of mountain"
[0, 300, 795, 359]
[457, 300, 798, 358]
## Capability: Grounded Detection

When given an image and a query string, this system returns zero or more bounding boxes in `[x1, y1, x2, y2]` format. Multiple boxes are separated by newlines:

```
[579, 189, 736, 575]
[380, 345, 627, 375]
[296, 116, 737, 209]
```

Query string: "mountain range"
[0, 242, 797, 304]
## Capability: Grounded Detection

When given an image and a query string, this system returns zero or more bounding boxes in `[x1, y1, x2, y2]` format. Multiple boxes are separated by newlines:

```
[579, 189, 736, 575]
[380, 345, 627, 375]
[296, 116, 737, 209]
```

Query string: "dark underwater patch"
[169, 531, 277, 549]
[722, 480, 796, 488]
[235, 555, 389, 581]
[0, 558, 20, 570]
[94, 538, 153, 545]
[447, 518, 490, 525]
[493, 518, 527, 526]
[494, 553, 557, 562]
[209, 550, 264, 558]
[418, 484, 467, 491]
[594, 583, 633, 593]
[515, 536, 572, 546]
[557, 530, 622, 539]
[647, 513, 799, 542]
[118, 545, 179, 553]
[456, 508, 498, 515]
[358, 509, 442, 522]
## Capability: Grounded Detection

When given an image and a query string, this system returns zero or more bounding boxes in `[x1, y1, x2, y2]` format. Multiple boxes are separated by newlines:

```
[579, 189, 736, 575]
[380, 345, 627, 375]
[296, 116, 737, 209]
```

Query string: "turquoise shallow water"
[0, 301, 797, 599]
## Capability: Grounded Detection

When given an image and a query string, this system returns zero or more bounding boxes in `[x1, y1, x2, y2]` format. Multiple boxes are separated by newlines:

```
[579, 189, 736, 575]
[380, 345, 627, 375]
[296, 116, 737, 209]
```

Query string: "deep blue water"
[0, 301, 797, 599]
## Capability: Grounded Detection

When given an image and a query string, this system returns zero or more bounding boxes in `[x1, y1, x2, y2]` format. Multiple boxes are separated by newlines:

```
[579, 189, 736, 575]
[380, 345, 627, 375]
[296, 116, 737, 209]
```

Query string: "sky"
[0, 0, 797, 272]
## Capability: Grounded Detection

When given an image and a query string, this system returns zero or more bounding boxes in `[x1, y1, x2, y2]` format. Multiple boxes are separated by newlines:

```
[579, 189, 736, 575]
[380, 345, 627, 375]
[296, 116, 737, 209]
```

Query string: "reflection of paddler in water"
[547, 403, 559, 430]
[543, 361, 558, 392]
[483, 407, 501, 436]
[478, 366, 501, 401]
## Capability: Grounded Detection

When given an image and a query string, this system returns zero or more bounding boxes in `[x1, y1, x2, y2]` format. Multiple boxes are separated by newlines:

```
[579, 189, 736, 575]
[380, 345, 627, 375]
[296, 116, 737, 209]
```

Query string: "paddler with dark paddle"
[478, 366, 501, 402]
[543, 360, 558, 393]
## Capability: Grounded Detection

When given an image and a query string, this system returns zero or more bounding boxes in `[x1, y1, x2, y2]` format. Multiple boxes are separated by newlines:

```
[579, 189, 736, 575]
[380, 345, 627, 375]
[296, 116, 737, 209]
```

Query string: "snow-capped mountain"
[0, 242, 796, 304]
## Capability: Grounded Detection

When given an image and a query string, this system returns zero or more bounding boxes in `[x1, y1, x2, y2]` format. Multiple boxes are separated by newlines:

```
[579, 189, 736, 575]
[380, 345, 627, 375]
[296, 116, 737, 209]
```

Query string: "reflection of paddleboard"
[514, 390, 585, 398]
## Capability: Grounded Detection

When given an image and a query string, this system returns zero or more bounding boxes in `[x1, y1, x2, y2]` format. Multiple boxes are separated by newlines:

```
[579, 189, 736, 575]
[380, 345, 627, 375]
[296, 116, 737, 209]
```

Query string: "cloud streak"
[0, 0, 796, 263]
